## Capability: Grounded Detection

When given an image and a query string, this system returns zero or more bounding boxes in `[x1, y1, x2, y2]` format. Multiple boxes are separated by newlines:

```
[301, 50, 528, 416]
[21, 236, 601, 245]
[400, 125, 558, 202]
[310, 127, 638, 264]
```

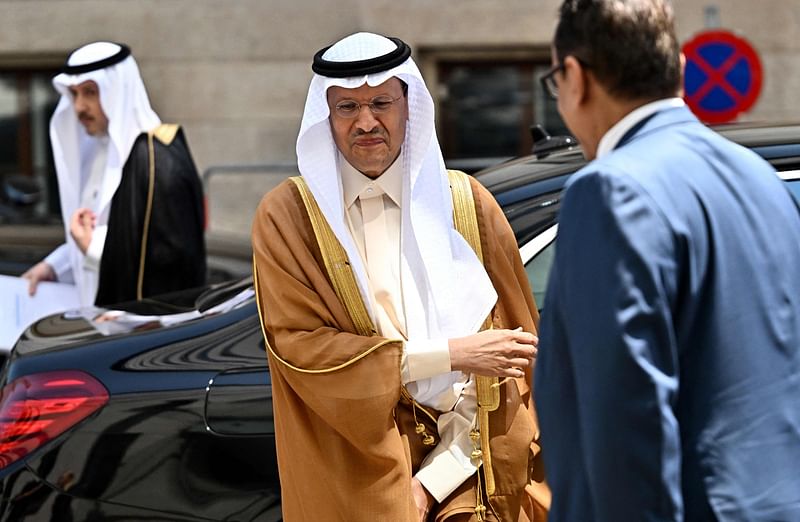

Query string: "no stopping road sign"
[682, 30, 763, 124]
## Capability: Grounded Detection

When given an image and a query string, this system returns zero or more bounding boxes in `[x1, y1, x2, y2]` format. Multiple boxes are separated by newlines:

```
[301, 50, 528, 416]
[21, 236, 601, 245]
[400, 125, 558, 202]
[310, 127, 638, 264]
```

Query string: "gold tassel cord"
[475, 468, 486, 521]
[400, 386, 437, 446]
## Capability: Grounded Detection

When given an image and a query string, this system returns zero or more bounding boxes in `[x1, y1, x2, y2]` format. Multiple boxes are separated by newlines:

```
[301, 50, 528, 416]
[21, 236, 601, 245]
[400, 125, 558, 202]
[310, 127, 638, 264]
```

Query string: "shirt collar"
[80, 133, 109, 165]
[596, 97, 685, 158]
[340, 152, 404, 208]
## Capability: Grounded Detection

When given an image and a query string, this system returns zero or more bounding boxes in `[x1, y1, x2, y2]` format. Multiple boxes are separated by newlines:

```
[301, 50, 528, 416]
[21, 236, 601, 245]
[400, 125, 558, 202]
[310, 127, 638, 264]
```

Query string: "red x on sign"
[682, 30, 763, 124]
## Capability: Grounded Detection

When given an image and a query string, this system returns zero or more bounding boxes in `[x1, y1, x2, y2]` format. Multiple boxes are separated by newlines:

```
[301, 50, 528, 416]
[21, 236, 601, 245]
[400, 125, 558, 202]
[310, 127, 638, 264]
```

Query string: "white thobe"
[45, 134, 111, 305]
[340, 154, 480, 502]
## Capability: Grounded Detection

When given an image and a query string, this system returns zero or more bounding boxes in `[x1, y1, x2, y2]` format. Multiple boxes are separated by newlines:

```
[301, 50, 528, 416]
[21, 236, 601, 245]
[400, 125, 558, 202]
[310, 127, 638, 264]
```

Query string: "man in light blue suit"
[535, 0, 800, 520]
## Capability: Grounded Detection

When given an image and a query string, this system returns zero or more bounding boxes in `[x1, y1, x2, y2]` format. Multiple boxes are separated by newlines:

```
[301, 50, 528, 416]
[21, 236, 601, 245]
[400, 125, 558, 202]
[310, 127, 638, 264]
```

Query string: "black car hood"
[12, 278, 254, 356]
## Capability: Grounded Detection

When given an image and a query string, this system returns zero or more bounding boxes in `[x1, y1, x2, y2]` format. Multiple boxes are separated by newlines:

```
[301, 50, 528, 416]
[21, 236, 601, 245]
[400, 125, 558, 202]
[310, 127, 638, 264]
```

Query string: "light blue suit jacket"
[536, 106, 800, 521]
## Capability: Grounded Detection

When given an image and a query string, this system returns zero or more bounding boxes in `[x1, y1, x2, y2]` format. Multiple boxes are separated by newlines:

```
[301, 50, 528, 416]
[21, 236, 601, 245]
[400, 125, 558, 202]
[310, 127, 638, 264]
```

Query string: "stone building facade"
[1, 0, 797, 238]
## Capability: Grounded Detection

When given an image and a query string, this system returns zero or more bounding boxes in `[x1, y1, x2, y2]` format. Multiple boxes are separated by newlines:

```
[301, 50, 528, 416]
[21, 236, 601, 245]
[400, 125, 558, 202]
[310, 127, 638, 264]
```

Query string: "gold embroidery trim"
[290, 177, 375, 337]
[153, 123, 179, 145]
[136, 131, 157, 300]
[448, 169, 500, 496]
[448, 170, 483, 261]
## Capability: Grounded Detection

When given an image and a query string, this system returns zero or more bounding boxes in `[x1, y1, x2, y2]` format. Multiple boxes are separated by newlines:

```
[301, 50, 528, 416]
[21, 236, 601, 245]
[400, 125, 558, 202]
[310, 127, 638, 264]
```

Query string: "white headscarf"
[49, 42, 161, 305]
[296, 32, 496, 343]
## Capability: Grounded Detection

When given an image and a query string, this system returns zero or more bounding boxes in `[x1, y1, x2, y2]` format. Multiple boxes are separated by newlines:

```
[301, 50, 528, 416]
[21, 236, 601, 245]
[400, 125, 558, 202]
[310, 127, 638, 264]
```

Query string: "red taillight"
[0, 370, 109, 469]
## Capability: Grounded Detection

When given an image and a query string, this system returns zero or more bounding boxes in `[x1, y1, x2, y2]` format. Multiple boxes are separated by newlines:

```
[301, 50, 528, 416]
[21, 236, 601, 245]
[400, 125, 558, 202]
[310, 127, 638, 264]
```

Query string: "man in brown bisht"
[252, 32, 550, 521]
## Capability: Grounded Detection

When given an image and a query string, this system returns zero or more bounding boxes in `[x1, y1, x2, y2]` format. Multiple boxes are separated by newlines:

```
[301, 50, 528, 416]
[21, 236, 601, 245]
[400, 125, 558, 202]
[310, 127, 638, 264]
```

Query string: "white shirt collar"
[340, 152, 404, 208]
[596, 97, 685, 158]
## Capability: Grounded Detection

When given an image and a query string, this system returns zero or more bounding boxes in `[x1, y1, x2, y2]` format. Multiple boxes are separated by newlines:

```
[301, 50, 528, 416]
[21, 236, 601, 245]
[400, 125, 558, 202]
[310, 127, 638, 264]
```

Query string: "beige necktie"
[359, 187, 406, 337]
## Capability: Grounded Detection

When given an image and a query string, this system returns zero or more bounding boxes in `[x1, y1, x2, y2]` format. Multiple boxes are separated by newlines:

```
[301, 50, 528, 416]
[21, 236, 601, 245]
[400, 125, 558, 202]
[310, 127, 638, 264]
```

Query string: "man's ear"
[562, 55, 590, 106]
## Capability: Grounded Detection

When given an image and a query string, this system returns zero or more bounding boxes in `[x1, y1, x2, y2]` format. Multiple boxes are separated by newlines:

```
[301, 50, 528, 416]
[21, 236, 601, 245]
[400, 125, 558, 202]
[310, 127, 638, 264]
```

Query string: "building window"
[429, 52, 570, 169]
[0, 69, 60, 218]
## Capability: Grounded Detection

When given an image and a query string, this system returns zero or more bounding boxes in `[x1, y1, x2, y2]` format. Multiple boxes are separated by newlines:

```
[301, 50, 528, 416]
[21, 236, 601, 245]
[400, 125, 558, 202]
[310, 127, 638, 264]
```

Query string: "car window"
[777, 170, 800, 203]
[785, 180, 800, 204]
[525, 240, 555, 309]
[520, 224, 558, 310]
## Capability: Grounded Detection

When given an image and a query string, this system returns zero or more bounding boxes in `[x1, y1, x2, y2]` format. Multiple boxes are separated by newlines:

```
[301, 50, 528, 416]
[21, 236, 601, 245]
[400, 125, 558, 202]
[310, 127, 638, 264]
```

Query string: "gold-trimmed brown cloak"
[252, 175, 549, 521]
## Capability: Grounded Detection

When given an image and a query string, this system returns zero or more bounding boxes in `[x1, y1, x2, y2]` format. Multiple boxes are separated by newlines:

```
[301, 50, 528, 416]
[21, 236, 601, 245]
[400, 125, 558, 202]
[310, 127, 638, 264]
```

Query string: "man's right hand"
[449, 327, 538, 378]
[21, 262, 56, 296]
[69, 207, 96, 254]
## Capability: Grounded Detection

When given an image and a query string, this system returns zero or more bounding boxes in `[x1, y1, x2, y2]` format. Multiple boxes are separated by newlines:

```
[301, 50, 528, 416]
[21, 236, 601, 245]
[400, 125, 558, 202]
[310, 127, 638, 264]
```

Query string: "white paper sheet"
[0, 275, 81, 350]
[81, 288, 254, 336]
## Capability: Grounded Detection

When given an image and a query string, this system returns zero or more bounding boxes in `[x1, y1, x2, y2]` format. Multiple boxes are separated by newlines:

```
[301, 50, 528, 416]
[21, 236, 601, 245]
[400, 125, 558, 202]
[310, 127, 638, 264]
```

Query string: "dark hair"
[554, 0, 681, 100]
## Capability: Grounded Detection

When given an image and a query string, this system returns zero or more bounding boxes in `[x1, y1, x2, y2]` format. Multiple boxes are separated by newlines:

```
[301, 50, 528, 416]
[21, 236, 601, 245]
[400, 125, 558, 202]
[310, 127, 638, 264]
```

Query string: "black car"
[1, 123, 798, 521]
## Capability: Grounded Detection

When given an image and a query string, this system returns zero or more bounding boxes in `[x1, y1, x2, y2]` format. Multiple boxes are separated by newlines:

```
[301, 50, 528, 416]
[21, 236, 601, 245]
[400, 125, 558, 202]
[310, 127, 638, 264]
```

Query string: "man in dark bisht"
[22, 41, 206, 307]
[252, 33, 549, 521]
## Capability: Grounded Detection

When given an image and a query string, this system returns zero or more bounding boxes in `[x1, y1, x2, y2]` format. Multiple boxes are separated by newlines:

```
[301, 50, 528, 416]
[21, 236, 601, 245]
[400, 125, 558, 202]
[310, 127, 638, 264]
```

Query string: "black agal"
[61, 43, 132, 75]
[312, 37, 411, 78]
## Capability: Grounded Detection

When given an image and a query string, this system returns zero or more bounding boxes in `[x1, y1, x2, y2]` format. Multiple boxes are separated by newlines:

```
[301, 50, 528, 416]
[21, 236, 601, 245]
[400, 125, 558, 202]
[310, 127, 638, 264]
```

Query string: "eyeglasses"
[332, 95, 404, 118]
[539, 57, 591, 100]
[539, 62, 566, 101]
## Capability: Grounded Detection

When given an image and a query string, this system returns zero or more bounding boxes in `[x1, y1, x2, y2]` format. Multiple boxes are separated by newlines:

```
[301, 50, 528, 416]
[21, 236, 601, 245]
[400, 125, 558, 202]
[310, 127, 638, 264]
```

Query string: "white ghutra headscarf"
[296, 32, 497, 349]
[47, 42, 161, 306]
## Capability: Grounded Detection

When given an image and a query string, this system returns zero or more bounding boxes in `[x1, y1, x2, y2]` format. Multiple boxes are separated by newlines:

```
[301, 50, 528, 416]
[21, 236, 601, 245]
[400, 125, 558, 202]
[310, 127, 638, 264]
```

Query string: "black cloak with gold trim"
[95, 127, 206, 306]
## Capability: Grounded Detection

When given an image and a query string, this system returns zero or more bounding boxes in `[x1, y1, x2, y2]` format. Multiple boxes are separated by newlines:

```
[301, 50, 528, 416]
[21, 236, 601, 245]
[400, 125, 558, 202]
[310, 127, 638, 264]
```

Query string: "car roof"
[474, 121, 800, 246]
[475, 122, 800, 202]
